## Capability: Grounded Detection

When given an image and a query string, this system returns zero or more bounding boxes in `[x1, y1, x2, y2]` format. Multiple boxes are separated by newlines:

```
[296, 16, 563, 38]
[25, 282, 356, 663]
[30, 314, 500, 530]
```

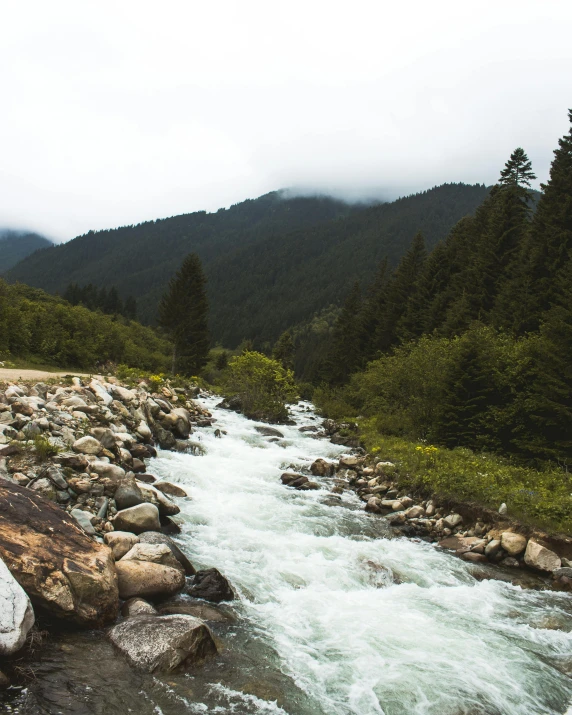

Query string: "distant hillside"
[6, 184, 489, 347]
[0, 230, 53, 272]
[209, 183, 490, 346]
[6, 192, 357, 323]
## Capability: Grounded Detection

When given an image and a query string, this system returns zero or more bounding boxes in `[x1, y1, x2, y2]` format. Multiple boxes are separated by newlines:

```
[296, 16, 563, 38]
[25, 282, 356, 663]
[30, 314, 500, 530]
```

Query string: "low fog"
[1, 0, 571, 242]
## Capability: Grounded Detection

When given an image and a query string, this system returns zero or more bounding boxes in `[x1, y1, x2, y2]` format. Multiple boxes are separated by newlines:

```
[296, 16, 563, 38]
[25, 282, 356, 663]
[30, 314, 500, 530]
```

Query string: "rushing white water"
[147, 398, 572, 715]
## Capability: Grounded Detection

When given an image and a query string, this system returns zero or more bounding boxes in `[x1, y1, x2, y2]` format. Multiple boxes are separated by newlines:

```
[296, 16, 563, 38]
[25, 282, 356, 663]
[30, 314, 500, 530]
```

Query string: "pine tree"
[498, 147, 536, 193]
[272, 330, 295, 370]
[124, 296, 138, 320]
[375, 232, 426, 351]
[500, 111, 572, 333]
[433, 328, 499, 450]
[511, 255, 572, 461]
[324, 282, 363, 384]
[158, 253, 210, 375]
[359, 258, 389, 362]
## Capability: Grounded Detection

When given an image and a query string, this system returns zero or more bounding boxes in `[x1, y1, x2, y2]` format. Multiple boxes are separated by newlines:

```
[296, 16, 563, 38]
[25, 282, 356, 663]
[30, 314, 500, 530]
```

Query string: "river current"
[8, 397, 572, 714]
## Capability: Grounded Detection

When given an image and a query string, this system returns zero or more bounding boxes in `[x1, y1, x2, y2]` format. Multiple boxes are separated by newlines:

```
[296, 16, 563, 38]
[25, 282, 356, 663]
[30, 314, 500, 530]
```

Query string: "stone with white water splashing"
[0, 557, 35, 655]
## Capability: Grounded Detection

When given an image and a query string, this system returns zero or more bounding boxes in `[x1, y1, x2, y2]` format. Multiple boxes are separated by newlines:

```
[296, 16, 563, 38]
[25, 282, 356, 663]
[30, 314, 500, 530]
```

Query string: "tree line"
[63, 283, 138, 320]
[313, 110, 572, 466]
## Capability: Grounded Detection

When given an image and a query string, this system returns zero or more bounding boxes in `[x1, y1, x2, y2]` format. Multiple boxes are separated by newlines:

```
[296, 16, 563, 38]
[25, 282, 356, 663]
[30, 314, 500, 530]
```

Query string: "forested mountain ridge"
[209, 183, 490, 346]
[5, 192, 357, 323]
[6, 183, 488, 347]
[316, 112, 572, 465]
[0, 229, 53, 272]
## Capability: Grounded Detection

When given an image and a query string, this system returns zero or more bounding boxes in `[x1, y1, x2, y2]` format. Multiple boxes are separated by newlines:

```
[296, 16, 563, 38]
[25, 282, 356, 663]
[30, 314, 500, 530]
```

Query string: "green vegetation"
[6, 185, 488, 353]
[0, 279, 172, 371]
[158, 253, 210, 375]
[312, 111, 572, 532]
[33, 435, 60, 461]
[359, 427, 572, 534]
[223, 351, 298, 422]
[63, 283, 137, 320]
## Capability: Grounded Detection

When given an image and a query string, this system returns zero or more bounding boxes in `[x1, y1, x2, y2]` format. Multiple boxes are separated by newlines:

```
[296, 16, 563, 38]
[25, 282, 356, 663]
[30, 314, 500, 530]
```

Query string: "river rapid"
[9, 397, 572, 715]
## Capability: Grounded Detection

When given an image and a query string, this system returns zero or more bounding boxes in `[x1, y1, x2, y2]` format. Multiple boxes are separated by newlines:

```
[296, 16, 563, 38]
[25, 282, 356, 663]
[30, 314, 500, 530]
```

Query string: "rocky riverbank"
[293, 421, 572, 590]
[0, 374, 235, 690]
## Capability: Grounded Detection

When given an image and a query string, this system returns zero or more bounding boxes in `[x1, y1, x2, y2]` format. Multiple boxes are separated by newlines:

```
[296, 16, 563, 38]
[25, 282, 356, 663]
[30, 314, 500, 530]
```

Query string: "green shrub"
[33, 435, 60, 461]
[224, 351, 298, 422]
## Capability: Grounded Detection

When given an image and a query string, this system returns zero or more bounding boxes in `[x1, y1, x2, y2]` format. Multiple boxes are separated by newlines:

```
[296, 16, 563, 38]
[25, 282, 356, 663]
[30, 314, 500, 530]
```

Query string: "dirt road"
[0, 368, 90, 383]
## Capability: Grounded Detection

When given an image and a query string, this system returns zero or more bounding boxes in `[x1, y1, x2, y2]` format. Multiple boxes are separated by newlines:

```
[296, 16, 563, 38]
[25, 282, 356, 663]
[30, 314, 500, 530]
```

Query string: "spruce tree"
[158, 253, 210, 375]
[498, 147, 536, 193]
[376, 232, 426, 351]
[500, 111, 572, 333]
[272, 330, 295, 370]
[359, 258, 390, 362]
[433, 327, 499, 450]
[324, 282, 363, 384]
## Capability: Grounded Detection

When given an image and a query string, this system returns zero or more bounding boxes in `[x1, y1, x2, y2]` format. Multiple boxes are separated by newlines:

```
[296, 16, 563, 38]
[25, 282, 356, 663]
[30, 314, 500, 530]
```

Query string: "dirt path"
[0, 368, 90, 383]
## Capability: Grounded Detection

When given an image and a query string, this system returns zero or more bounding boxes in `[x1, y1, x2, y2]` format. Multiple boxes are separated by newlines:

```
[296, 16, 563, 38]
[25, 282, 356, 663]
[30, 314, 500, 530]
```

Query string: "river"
[8, 397, 572, 714]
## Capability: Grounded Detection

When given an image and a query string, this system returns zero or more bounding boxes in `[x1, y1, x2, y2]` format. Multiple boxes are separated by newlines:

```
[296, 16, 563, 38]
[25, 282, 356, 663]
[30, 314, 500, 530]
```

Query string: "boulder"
[138, 532, 195, 575]
[461, 552, 488, 564]
[405, 505, 425, 519]
[121, 597, 158, 618]
[0, 478, 118, 626]
[70, 508, 96, 536]
[89, 380, 113, 405]
[339, 455, 360, 469]
[156, 596, 231, 622]
[500, 532, 527, 557]
[108, 614, 216, 673]
[485, 539, 502, 559]
[443, 514, 463, 529]
[91, 427, 116, 450]
[114, 479, 145, 510]
[29, 477, 57, 502]
[138, 483, 181, 517]
[154, 481, 188, 498]
[121, 543, 184, 573]
[72, 436, 102, 455]
[254, 425, 284, 438]
[115, 560, 185, 600]
[0, 557, 35, 655]
[186, 568, 234, 603]
[310, 458, 335, 477]
[104, 531, 139, 560]
[89, 461, 126, 484]
[113, 503, 161, 534]
[524, 540, 561, 573]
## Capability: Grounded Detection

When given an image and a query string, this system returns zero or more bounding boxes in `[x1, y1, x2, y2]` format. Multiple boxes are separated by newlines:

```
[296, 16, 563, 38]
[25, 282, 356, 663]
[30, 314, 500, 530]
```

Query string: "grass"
[358, 417, 572, 534]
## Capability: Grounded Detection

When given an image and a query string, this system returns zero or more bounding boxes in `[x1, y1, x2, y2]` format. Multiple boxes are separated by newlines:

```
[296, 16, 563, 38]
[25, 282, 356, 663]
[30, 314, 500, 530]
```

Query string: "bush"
[224, 351, 298, 422]
[33, 435, 60, 461]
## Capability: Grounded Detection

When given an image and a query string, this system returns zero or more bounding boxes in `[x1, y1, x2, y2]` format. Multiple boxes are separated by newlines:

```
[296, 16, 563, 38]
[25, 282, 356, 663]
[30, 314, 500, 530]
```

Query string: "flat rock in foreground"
[0, 478, 118, 627]
[108, 614, 217, 672]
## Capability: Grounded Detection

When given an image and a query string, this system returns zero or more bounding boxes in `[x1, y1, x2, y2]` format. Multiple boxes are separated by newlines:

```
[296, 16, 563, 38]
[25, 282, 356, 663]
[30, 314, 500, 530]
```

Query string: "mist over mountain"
[0, 229, 53, 273]
[6, 183, 488, 347]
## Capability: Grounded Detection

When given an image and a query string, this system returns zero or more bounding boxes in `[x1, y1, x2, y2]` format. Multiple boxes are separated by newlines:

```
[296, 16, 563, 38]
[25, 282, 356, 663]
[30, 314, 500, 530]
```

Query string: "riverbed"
[8, 398, 572, 714]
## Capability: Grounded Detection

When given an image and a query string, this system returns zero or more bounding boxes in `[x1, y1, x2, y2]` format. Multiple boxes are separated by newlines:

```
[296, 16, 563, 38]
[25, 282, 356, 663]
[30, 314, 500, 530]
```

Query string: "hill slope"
[7, 184, 489, 346]
[0, 230, 53, 272]
[6, 192, 356, 323]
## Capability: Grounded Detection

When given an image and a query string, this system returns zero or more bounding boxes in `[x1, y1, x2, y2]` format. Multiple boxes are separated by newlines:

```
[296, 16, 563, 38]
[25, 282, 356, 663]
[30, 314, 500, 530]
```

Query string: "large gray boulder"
[0, 558, 35, 655]
[113, 503, 161, 534]
[108, 614, 216, 672]
[72, 436, 102, 455]
[115, 560, 185, 599]
[121, 543, 184, 573]
[524, 540, 561, 572]
[138, 532, 195, 575]
[500, 532, 527, 557]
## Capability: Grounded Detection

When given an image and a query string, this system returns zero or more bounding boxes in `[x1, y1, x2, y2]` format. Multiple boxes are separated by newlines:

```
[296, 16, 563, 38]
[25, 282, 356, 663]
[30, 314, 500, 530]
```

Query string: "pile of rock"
[0, 376, 212, 539]
[310, 450, 572, 586]
[0, 374, 233, 683]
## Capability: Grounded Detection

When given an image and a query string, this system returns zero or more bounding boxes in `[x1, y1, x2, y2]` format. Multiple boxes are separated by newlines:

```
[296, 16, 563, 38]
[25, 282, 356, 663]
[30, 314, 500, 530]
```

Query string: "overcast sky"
[1, 0, 571, 243]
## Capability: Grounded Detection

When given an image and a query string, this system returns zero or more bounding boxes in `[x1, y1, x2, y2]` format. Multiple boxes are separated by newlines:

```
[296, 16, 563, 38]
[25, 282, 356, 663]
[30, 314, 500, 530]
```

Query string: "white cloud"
[1, 0, 571, 241]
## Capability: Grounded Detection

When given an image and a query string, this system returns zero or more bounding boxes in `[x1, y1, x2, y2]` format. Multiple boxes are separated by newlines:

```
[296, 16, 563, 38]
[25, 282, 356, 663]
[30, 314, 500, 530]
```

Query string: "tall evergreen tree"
[433, 328, 500, 450]
[375, 232, 426, 351]
[324, 282, 363, 384]
[498, 147, 536, 193]
[272, 330, 295, 370]
[499, 111, 572, 333]
[158, 253, 210, 375]
[359, 258, 390, 362]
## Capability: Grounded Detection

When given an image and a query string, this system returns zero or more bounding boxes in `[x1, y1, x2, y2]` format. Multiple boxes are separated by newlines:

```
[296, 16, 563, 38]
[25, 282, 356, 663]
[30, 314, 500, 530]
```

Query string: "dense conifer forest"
[6, 185, 488, 346]
[313, 111, 572, 466]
